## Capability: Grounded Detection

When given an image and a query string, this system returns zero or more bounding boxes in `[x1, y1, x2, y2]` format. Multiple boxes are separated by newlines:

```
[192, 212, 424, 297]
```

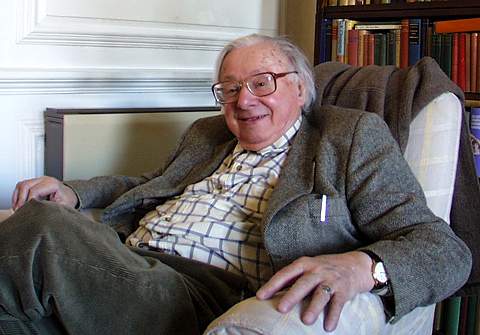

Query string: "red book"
[466, 33, 471, 92]
[363, 33, 369, 66]
[348, 29, 359, 66]
[435, 18, 480, 33]
[477, 34, 480, 93]
[400, 19, 409, 68]
[458, 33, 467, 91]
[452, 33, 459, 84]
[367, 33, 375, 65]
[471, 33, 478, 93]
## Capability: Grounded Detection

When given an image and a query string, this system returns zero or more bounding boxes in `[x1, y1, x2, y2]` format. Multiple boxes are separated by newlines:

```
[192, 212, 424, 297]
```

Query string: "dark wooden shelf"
[319, 1, 480, 20]
[465, 93, 480, 101]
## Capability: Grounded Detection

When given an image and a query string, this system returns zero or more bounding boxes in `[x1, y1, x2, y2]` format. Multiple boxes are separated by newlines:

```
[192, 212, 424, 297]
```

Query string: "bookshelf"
[314, 2, 480, 334]
[314, 0, 480, 101]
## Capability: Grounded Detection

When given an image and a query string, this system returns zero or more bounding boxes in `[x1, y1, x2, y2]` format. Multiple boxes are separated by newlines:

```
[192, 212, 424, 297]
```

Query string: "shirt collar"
[233, 114, 303, 156]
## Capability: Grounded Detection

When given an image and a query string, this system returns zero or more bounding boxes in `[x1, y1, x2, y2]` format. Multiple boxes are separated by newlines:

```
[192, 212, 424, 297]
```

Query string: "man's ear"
[297, 80, 307, 105]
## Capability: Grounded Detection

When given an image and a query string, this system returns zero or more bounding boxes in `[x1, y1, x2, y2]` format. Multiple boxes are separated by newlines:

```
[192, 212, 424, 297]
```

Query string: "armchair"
[204, 91, 463, 335]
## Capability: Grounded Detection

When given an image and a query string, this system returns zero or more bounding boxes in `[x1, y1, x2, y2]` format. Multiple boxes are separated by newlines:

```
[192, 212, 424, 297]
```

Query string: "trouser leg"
[205, 292, 435, 335]
[0, 200, 248, 335]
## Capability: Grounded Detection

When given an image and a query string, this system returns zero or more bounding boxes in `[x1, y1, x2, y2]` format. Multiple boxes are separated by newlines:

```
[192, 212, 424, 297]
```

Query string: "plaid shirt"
[127, 116, 302, 290]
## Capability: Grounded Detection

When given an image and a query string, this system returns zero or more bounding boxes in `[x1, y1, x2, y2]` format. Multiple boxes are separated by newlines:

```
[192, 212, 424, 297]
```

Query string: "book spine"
[452, 33, 459, 85]
[395, 29, 401, 67]
[367, 33, 375, 65]
[471, 33, 478, 92]
[387, 30, 396, 65]
[328, 0, 338, 6]
[466, 33, 471, 92]
[318, 18, 332, 63]
[459, 33, 466, 91]
[466, 296, 477, 335]
[331, 20, 338, 62]
[400, 19, 409, 68]
[337, 19, 347, 63]
[431, 33, 442, 67]
[348, 29, 359, 66]
[442, 33, 453, 79]
[408, 18, 422, 65]
[358, 30, 367, 66]
[445, 296, 461, 335]
[471, 108, 480, 178]
[478, 34, 480, 93]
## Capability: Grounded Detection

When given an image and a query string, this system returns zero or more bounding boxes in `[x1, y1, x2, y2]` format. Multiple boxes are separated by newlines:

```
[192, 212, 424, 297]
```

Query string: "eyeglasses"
[211, 71, 298, 104]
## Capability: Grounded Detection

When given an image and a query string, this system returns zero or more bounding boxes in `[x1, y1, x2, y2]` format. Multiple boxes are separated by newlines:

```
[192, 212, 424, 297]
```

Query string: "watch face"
[374, 262, 388, 284]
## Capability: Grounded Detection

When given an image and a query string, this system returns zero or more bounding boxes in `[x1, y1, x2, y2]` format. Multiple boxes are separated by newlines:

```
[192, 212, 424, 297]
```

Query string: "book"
[466, 33, 471, 93]
[409, 18, 422, 65]
[471, 107, 480, 177]
[348, 29, 359, 66]
[354, 23, 401, 30]
[337, 19, 347, 62]
[435, 18, 480, 33]
[400, 19, 409, 68]
[466, 296, 477, 335]
[441, 33, 453, 78]
[459, 33, 467, 91]
[318, 18, 332, 63]
[471, 33, 478, 93]
[445, 296, 462, 335]
[452, 33, 459, 84]
[331, 19, 338, 62]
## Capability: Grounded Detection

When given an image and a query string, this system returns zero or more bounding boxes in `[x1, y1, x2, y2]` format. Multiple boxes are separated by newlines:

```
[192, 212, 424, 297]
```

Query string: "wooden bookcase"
[314, 0, 480, 101]
[314, 2, 480, 334]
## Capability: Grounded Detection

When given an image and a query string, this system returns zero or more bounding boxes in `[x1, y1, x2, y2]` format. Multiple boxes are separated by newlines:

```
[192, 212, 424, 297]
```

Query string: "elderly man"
[2, 34, 471, 335]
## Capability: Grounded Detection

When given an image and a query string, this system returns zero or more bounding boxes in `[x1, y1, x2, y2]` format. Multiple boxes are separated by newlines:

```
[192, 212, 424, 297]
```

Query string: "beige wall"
[281, 0, 317, 64]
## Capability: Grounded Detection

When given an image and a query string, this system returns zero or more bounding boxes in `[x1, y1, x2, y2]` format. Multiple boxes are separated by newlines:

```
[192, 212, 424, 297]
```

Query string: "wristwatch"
[362, 251, 391, 296]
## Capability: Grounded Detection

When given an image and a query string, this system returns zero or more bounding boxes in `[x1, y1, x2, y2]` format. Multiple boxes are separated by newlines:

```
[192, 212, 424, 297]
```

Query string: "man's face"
[219, 42, 306, 151]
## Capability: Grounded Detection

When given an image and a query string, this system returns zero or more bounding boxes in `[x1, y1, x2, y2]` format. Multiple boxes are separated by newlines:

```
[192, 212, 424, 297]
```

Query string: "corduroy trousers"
[0, 200, 249, 335]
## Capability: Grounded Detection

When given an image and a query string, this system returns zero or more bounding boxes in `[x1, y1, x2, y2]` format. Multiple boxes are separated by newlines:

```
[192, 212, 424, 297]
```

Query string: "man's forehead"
[220, 43, 290, 77]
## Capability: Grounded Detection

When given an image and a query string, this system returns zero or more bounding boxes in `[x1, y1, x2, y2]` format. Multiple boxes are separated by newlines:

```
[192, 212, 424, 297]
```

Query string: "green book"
[445, 296, 461, 335]
[466, 296, 477, 335]
[441, 33, 452, 78]
[431, 33, 442, 66]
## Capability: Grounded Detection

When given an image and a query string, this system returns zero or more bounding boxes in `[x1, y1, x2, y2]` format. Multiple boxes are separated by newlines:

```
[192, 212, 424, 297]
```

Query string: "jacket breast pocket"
[308, 195, 351, 226]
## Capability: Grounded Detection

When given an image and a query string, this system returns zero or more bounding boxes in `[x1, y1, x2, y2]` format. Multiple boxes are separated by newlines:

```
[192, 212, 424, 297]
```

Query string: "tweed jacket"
[67, 105, 471, 322]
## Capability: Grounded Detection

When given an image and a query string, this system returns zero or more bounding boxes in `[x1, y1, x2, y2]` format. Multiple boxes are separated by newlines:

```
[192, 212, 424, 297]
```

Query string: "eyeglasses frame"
[211, 71, 298, 104]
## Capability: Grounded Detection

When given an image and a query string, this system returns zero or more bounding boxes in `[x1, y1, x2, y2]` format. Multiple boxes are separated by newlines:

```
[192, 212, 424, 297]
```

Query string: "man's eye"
[253, 80, 267, 88]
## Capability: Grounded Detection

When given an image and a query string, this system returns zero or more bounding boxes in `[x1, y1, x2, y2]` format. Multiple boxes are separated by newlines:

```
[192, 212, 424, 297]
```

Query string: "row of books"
[317, 18, 480, 93]
[434, 295, 480, 335]
[327, 0, 446, 6]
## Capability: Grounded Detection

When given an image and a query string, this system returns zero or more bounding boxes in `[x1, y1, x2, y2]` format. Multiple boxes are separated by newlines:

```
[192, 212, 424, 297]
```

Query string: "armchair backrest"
[403, 92, 462, 224]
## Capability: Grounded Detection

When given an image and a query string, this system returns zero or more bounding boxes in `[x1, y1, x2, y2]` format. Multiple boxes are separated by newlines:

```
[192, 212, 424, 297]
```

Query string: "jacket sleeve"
[347, 112, 472, 321]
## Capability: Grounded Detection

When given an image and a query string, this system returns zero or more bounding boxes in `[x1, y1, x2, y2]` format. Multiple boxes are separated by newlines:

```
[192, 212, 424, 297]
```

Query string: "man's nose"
[236, 85, 257, 108]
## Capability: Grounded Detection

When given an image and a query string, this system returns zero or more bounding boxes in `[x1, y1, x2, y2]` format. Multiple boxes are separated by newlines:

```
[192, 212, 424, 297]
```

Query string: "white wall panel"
[0, 0, 282, 208]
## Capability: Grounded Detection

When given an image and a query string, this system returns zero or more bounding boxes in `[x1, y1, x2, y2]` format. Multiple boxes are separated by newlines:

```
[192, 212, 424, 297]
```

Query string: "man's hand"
[256, 251, 375, 332]
[12, 176, 78, 211]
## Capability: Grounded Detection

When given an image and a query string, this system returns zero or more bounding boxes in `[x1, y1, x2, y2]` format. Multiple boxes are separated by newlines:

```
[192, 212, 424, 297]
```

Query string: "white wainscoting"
[0, 0, 281, 208]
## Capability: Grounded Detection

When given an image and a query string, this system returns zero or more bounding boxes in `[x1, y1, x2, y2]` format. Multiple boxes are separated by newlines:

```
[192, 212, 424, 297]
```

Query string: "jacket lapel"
[262, 119, 316, 229]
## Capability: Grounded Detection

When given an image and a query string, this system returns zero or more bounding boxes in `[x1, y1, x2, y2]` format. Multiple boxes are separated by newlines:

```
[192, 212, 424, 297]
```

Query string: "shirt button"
[164, 217, 171, 222]
[216, 184, 223, 191]
[236, 165, 242, 171]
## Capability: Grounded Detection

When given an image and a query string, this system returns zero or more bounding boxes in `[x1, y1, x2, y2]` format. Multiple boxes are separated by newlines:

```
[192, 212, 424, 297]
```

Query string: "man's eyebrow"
[220, 69, 268, 81]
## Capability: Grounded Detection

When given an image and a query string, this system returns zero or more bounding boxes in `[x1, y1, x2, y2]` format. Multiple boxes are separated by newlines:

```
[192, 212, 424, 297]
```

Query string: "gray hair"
[214, 34, 316, 110]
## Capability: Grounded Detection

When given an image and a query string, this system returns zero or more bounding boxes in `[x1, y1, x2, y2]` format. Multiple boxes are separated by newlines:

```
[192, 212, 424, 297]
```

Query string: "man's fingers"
[301, 284, 333, 325]
[257, 261, 306, 300]
[323, 295, 345, 332]
[276, 272, 322, 313]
